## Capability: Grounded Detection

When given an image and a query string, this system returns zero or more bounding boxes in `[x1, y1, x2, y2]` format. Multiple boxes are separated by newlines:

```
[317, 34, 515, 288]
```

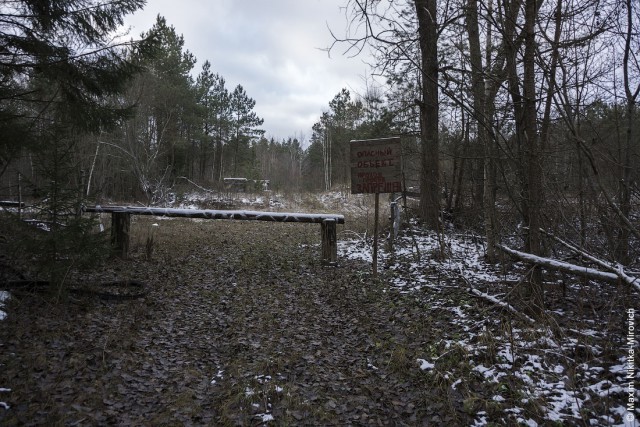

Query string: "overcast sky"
[122, 0, 376, 143]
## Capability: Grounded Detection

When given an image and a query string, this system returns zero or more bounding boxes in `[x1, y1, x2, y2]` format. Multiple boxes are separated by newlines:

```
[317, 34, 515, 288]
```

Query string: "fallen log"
[538, 229, 640, 291]
[498, 244, 640, 292]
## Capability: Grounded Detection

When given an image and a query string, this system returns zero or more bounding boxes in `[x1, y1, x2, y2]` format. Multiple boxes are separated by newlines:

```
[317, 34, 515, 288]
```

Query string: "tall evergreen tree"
[228, 84, 264, 176]
[195, 60, 231, 182]
[0, 0, 155, 172]
[0, 0, 153, 283]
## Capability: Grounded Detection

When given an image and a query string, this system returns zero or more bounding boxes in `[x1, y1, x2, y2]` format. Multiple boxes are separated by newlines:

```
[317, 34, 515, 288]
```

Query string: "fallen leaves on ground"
[0, 219, 472, 425]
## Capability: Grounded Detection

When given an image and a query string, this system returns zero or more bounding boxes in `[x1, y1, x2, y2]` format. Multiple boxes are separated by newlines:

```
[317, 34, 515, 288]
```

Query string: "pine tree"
[195, 60, 232, 183]
[228, 85, 264, 177]
[0, 0, 154, 151]
[0, 0, 154, 284]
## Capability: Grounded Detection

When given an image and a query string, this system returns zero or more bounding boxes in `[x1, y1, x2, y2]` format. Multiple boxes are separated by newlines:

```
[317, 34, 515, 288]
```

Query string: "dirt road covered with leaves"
[0, 218, 475, 425]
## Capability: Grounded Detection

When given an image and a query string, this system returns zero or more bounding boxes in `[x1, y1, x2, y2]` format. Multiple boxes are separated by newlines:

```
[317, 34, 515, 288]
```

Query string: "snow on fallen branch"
[498, 244, 640, 293]
[458, 267, 535, 324]
[538, 229, 640, 292]
[468, 287, 536, 324]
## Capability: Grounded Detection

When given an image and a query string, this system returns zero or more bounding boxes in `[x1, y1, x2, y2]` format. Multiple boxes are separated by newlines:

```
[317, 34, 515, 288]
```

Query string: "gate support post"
[321, 218, 337, 265]
[111, 211, 131, 258]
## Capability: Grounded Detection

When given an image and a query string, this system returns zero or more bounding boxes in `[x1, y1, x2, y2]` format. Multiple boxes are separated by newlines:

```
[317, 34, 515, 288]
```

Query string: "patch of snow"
[257, 413, 274, 422]
[450, 306, 466, 318]
[588, 380, 624, 397]
[210, 369, 224, 385]
[536, 336, 561, 348]
[610, 364, 627, 374]
[516, 417, 538, 427]
[599, 415, 616, 424]
[255, 374, 272, 384]
[367, 358, 379, 370]
[0, 388, 9, 410]
[497, 345, 516, 364]
[473, 365, 495, 379]
[472, 411, 488, 426]
[339, 221, 636, 425]
[0, 291, 9, 321]
[417, 358, 435, 371]
[35, 222, 50, 232]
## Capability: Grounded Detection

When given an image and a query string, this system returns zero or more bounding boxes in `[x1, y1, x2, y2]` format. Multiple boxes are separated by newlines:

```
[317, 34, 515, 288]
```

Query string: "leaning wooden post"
[321, 218, 337, 264]
[17, 172, 22, 220]
[373, 192, 379, 278]
[111, 211, 131, 258]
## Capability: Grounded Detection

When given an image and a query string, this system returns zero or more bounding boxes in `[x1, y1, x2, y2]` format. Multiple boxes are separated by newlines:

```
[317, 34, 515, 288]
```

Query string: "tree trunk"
[415, 0, 440, 230]
[522, 0, 544, 311]
[616, 100, 633, 264]
[466, 0, 497, 261]
[617, 0, 639, 265]
[503, 0, 544, 312]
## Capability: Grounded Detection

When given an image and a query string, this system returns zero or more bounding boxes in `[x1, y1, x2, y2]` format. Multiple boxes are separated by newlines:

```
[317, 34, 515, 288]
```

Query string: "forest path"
[0, 218, 466, 425]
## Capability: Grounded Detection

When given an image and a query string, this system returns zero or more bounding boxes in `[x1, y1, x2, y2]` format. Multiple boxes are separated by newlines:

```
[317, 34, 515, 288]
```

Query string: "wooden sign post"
[350, 137, 402, 278]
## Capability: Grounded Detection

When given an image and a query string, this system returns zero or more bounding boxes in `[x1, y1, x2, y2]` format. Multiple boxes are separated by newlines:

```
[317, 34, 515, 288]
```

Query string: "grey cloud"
[123, 0, 372, 141]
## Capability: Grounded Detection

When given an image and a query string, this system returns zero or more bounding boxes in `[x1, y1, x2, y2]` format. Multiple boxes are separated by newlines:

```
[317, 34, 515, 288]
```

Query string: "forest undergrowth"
[0, 192, 637, 426]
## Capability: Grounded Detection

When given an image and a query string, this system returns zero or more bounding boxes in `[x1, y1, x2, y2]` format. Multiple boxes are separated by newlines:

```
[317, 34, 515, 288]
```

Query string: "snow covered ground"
[339, 224, 639, 426]
[171, 189, 373, 217]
